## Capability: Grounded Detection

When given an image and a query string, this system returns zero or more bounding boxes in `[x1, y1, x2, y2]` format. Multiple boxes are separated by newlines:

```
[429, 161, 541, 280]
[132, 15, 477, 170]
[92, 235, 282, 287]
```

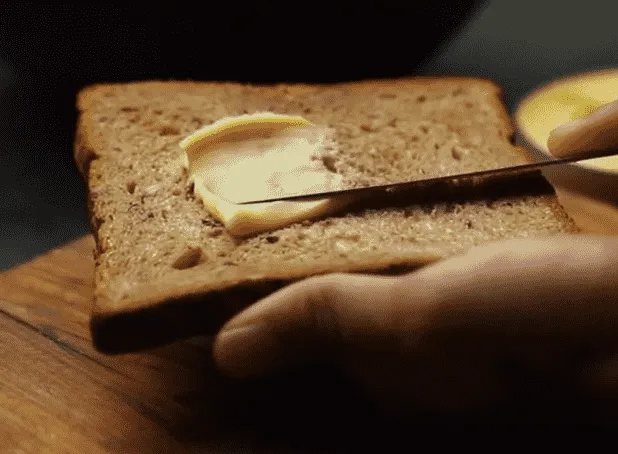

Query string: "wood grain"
[0, 236, 397, 453]
[3, 236, 614, 451]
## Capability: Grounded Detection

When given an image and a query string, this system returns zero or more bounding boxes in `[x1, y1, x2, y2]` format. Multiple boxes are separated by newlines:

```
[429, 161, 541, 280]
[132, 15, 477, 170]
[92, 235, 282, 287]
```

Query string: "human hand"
[213, 235, 618, 420]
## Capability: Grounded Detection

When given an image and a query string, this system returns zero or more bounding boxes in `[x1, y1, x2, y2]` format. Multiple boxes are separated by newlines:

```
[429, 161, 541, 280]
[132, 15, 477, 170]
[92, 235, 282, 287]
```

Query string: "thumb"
[213, 272, 423, 378]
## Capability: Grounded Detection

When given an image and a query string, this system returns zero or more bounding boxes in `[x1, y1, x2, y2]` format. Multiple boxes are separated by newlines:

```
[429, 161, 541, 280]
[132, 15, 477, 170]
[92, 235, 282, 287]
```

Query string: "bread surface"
[75, 77, 579, 353]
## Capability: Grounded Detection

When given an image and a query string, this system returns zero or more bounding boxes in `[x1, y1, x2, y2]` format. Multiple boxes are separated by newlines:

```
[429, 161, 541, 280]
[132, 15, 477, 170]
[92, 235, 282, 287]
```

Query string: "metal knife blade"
[232, 147, 618, 205]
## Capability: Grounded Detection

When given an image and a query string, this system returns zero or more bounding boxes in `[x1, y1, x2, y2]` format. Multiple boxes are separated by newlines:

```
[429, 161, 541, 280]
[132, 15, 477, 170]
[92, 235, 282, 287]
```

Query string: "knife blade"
[232, 147, 618, 205]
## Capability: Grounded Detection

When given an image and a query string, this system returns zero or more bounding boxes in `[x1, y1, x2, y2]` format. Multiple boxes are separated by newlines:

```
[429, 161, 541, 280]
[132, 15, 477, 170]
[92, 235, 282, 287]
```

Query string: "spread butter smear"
[179, 112, 353, 236]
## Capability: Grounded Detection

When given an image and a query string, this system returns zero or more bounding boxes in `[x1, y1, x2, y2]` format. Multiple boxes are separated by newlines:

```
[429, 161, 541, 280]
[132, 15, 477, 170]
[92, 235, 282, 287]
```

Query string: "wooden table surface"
[1, 236, 420, 453]
[5, 236, 615, 452]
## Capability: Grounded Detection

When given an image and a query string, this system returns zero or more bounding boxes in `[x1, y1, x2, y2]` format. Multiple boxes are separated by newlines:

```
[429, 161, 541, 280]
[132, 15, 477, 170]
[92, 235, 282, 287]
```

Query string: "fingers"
[214, 233, 618, 396]
[414, 235, 618, 359]
[213, 272, 422, 378]
[396, 235, 618, 411]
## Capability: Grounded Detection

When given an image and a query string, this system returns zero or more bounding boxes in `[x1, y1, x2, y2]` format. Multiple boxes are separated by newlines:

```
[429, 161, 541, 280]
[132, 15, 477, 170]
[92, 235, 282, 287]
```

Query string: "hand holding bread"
[214, 108, 618, 419]
[214, 234, 618, 419]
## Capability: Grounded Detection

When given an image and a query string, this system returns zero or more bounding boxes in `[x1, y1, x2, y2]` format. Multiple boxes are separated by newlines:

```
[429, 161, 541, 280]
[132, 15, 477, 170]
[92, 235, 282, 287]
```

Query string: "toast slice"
[74, 78, 579, 353]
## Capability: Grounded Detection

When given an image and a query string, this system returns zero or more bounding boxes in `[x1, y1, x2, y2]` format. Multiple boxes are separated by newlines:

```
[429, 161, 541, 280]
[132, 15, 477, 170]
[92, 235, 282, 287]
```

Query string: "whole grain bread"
[75, 78, 579, 353]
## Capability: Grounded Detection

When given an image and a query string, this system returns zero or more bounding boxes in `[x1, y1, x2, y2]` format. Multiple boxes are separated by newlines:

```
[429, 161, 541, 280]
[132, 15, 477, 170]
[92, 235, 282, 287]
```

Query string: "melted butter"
[179, 113, 353, 237]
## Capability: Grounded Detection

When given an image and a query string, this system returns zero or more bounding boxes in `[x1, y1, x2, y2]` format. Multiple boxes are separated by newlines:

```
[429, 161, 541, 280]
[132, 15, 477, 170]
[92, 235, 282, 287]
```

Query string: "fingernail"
[214, 324, 279, 378]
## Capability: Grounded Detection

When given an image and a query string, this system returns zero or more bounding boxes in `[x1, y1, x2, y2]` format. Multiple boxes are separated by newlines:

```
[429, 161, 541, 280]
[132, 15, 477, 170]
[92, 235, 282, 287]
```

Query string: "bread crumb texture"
[76, 79, 578, 304]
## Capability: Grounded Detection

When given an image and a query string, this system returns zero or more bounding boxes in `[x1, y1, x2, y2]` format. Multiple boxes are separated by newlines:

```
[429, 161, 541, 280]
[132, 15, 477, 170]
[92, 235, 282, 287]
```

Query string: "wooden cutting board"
[3, 236, 615, 451]
[0, 235, 413, 453]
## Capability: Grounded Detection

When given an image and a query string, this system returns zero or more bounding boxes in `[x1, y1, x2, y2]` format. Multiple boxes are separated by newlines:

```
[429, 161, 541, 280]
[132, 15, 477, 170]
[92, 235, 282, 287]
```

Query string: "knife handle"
[548, 99, 618, 159]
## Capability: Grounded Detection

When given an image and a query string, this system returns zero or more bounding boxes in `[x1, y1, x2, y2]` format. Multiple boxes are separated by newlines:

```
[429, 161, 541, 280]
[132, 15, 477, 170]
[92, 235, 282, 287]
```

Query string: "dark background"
[1, 1, 617, 270]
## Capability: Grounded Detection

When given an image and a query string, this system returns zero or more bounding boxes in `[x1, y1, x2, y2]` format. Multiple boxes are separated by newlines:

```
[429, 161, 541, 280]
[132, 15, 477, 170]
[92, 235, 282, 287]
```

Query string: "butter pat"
[179, 112, 352, 236]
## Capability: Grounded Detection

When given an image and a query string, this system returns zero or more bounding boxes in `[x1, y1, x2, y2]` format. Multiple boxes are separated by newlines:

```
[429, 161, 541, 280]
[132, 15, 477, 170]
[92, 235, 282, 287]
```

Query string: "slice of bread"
[74, 78, 579, 353]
